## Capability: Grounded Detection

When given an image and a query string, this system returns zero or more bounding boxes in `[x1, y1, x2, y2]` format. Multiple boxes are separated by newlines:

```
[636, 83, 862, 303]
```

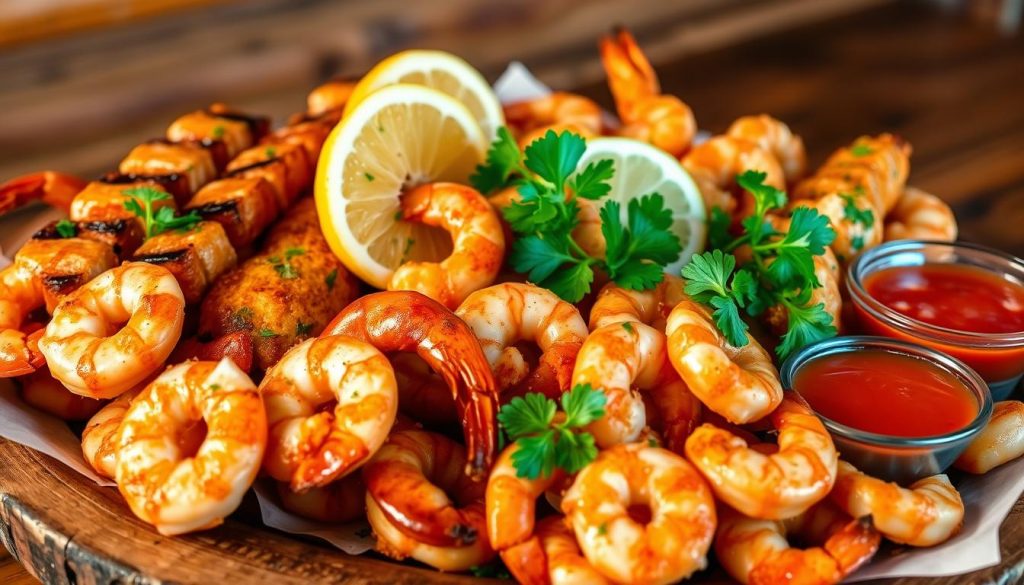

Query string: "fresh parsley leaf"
[285, 247, 305, 259]
[708, 206, 732, 250]
[600, 194, 681, 290]
[776, 299, 837, 360]
[553, 429, 598, 474]
[470, 127, 524, 194]
[122, 186, 199, 237]
[498, 393, 556, 438]
[325, 268, 338, 291]
[542, 261, 595, 304]
[54, 219, 76, 238]
[736, 170, 786, 217]
[264, 146, 277, 158]
[709, 295, 749, 348]
[850, 143, 874, 157]
[511, 431, 556, 479]
[682, 250, 736, 302]
[560, 383, 606, 428]
[211, 125, 225, 139]
[258, 328, 277, 338]
[569, 159, 614, 200]
[523, 130, 585, 190]
[840, 193, 875, 228]
[509, 235, 575, 285]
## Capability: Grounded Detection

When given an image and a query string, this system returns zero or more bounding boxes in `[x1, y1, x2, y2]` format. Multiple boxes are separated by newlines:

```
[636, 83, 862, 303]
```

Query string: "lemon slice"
[344, 50, 504, 141]
[315, 84, 487, 288]
[578, 137, 707, 274]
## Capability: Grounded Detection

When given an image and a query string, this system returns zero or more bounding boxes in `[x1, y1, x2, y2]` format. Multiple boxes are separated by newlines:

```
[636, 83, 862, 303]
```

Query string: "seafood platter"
[1, 27, 1023, 585]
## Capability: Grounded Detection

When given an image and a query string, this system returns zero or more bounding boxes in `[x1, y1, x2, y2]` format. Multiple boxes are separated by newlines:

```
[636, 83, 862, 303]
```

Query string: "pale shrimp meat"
[323, 290, 499, 478]
[726, 114, 808, 184]
[503, 92, 603, 148]
[954, 401, 1024, 474]
[884, 186, 958, 242]
[260, 335, 398, 492]
[456, 283, 587, 398]
[588, 273, 688, 331]
[829, 460, 964, 547]
[364, 429, 494, 571]
[561, 443, 717, 585]
[504, 516, 611, 585]
[682, 135, 786, 219]
[39, 262, 186, 398]
[17, 369, 103, 421]
[665, 298, 783, 423]
[684, 396, 838, 519]
[115, 358, 266, 535]
[119, 141, 217, 203]
[82, 388, 142, 479]
[796, 134, 911, 215]
[388, 183, 505, 310]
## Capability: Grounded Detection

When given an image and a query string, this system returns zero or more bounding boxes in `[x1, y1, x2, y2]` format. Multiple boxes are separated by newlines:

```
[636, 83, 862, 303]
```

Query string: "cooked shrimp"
[323, 291, 499, 477]
[390, 353, 459, 425]
[503, 92, 603, 147]
[685, 397, 838, 519]
[260, 335, 398, 492]
[39, 262, 186, 398]
[82, 388, 142, 479]
[727, 115, 808, 184]
[715, 501, 881, 585]
[799, 134, 911, 215]
[665, 298, 782, 423]
[588, 274, 688, 331]
[276, 474, 366, 523]
[573, 321, 701, 450]
[682, 135, 786, 218]
[456, 283, 587, 399]
[764, 247, 842, 335]
[954, 401, 1024, 474]
[0, 256, 46, 376]
[388, 183, 505, 310]
[17, 369, 103, 421]
[115, 358, 266, 535]
[600, 27, 696, 158]
[0, 171, 85, 215]
[364, 429, 494, 570]
[561, 443, 716, 584]
[829, 461, 963, 546]
[306, 79, 357, 117]
[503, 516, 611, 585]
[790, 185, 883, 262]
[884, 187, 958, 242]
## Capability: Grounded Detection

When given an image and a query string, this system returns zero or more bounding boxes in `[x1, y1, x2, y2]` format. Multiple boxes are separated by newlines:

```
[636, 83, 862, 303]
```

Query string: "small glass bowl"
[781, 336, 993, 484]
[847, 240, 1024, 400]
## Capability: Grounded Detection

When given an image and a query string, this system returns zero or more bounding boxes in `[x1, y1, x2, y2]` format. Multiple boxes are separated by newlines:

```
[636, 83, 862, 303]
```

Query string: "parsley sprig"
[683, 171, 838, 360]
[122, 187, 201, 238]
[497, 384, 606, 479]
[471, 129, 682, 303]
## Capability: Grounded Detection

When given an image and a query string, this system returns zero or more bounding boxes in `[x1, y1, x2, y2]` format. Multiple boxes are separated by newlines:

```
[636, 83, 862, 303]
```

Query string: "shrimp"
[260, 335, 398, 492]
[323, 291, 499, 478]
[388, 183, 505, 310]
[884, 186, 958, 242]
[684, 397, 838, 520]
[829, 461, 963, 547]
[456, 283, 587, 399]
[390, 353, 459, 425]
[682, 135, 786, 218]
[665, 298, 783, 423]
[954, 401, 1024, 474]
[363, 429, 494, 571]
[715, 501, 881, 585]
[82, 388, 142, 479]
[485, 443, 567, 581]
[790, 185, 883, 262]
[763, 247, 842, 335]
[38, 262, 186, 398]
[572, 321, 701, 450]
[115, 358, 266, 535]
[0, 171, 85, 215]
[503, 516, 611, 585]
[503, 92, 603, 148]
[726, 115, 808, 184]
[600, 27, 696, 158]
[306, 79, 357, 117]
[17, 369, 103, 421]
[588, 274, 687, 331]
[561, 443, 716, 584]
[276, 474, 366, 523]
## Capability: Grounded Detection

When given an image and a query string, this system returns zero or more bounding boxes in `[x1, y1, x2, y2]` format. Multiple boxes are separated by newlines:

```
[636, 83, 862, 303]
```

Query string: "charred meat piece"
[119, 141, 217, 203]
[226, 142, 311, 210]
[185, 177, 279, 248]
[15, 238, 117, 312]
[132, 221, 237, 304]
[34, 218, 144, 260]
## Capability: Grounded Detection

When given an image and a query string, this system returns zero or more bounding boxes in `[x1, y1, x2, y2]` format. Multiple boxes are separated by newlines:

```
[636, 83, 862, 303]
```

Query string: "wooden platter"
[2, 436, 1024, 584]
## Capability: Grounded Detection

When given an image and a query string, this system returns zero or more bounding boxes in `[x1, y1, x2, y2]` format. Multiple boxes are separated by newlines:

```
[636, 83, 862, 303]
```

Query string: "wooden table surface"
[2, 1, 1022, 583]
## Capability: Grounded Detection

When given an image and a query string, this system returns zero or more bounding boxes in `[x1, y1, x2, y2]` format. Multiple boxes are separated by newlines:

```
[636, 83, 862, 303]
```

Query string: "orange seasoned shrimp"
[727, 115, 808, 184]
[485, 443, 566, 580]
[588, 274, 688, 331]
[260, 335, 398, 492]
[456, 283, 587, 399]
[388, 183, 505, 310]
[682, 135, 786, 218]
[364, 429, 494, 571]
[715, 501, 881, 585]
[665, 299, 782, 423]
[39, 263, 185, 398]
[82, 388, 142, 479]
[276, 474, 366, 523]
[884, 187, 958, 242]
[829, 461, 963, 547]
[791, 185, 882, 262]
[764, 247, 842, 335]
[115, 358, 266, 535]
[561, 443, 716, 584]
[600, 27, 696, 158]
[955, 401, 1024, 474]
[797, 134, 911, 215]
[573, 321, 701, 450]
[503, 92, 603, 147]
[17, 369, 103, 421]
[0, 171, 85, 215]
[503, 516, 611, 585]
[324, 291, 499, 477]
[306, 79, 357, 116]
[685, 397, 838, 519]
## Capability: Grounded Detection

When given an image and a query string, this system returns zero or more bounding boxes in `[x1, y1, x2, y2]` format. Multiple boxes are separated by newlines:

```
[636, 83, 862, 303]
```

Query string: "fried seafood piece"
[132, 221, 237, 305]
[184, 177, 279, 248]
[225, 141, 311, 210]
[166, 105, 269, 161]
[70, 178, 176, 225]
[119, 140, 217, 204]
[197, 198, 358, 372]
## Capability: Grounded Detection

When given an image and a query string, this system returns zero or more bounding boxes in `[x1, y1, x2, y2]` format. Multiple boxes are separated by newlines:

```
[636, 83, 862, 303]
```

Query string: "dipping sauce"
[863, 263, 1024, 334]
[793, 349, 977, 437]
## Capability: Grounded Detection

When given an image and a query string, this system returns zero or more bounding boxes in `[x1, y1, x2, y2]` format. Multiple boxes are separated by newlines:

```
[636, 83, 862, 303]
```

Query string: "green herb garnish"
[54, 219, 77, 238]
[122, 186, 201, 238]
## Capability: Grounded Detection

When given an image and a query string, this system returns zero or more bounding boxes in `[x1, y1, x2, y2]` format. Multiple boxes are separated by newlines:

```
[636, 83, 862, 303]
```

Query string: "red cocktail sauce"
[793, 349, 977, 437]
[856, 263, 1024, 380]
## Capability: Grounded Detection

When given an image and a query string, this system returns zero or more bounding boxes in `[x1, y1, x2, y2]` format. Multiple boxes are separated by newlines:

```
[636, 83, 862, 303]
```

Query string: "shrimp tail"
[500, 538, 549, 585]
[826, 515, 881, 576]
[437, 346, 498, 480]
[0, 171, 86, 215]
[600, 26, 658, 120]
[291, 422, 370, 492]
